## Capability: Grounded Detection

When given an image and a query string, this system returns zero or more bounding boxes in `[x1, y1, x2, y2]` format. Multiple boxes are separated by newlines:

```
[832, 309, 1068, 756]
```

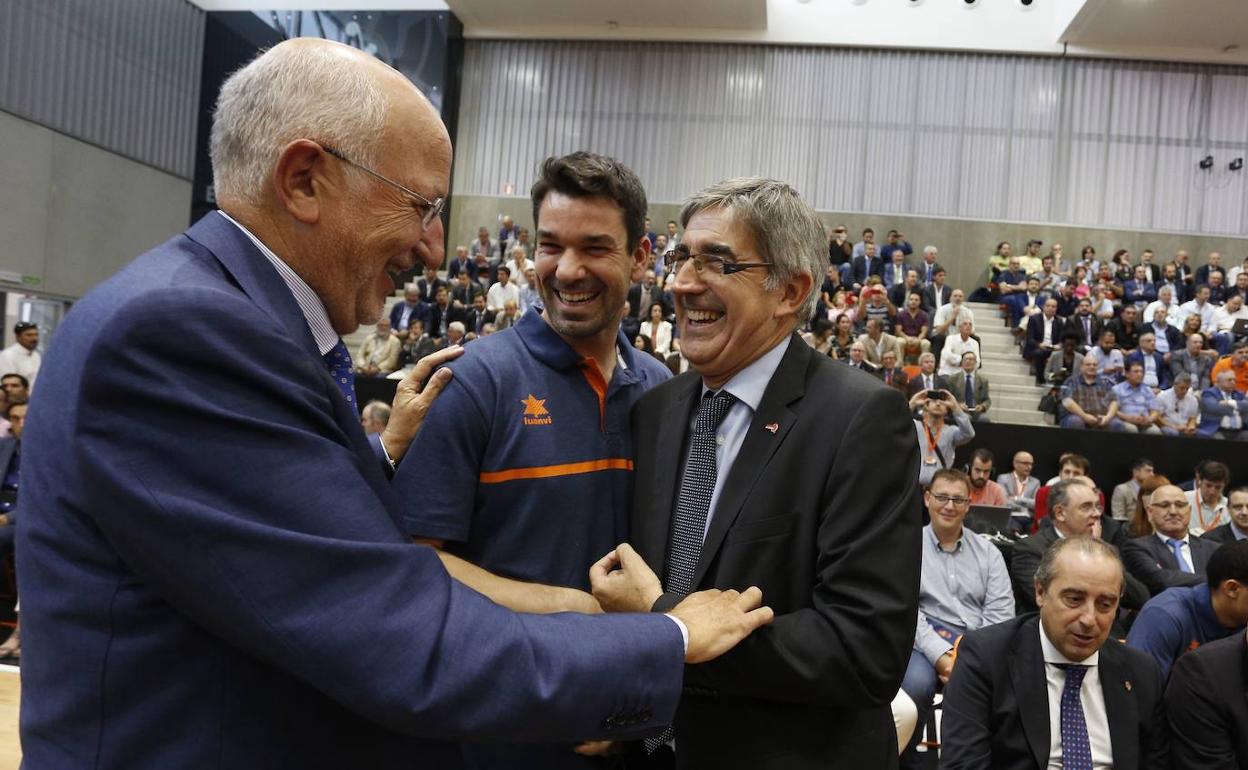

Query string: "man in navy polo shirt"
[393, 152, 672, 769]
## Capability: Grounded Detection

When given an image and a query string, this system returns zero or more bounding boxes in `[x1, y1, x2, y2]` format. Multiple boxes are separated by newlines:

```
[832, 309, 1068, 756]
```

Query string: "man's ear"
[272, 139, 332, 225]
[629, 236, 652, 284]
[776, 271, 816, 320]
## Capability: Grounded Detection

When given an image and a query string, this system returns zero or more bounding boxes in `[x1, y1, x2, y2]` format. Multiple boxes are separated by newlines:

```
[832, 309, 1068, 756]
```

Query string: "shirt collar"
[515, 311, 637, 381]
[1039, 619, 1100, 667]
[1155, 531, 1189, 546]
[220, 211, 339, 356]
[700, 336, 791, 411]
[924, 523, 964, 552]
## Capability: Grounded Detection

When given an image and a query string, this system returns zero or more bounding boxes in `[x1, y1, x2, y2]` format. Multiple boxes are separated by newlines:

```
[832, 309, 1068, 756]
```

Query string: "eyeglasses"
[318, 144, 445, 228]
[931, 494, 971, 508]
[667, 252, 773, 278]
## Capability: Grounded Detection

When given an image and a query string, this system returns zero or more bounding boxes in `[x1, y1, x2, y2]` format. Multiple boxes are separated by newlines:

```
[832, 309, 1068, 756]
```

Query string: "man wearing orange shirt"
[968, 448, 1008, 507]
[1211, 341, 1248, 394]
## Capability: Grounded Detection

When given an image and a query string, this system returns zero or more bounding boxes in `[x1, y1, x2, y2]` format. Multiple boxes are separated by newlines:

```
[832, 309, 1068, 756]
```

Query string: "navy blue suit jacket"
[1124, 349, 1171, 390]
[17, 211, 684, 769]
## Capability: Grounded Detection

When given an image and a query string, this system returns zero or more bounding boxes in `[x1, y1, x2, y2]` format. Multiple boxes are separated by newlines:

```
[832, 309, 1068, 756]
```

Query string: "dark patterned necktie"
[322, 339, 356, 407]
[965, 374, 976, 408]
[1054, 664, 1093, 770]
[646, 390, 736, 754]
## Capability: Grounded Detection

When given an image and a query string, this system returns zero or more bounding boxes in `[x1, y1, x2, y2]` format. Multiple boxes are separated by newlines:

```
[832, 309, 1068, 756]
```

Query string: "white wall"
[0, 111, 192, 300]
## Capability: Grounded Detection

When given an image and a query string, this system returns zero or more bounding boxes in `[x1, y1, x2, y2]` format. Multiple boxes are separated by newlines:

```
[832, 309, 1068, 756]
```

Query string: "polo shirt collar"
[514, 310, 639, 385]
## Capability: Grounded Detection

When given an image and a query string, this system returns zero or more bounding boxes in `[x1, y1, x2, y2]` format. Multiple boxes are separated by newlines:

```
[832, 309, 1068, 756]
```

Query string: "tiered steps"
[966, 301, 1052, 427]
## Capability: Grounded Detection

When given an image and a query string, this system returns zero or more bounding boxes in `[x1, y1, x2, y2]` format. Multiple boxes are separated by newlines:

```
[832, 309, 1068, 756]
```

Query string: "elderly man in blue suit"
[1197, 369, 1248, 439]
[16, 39, 772, 770]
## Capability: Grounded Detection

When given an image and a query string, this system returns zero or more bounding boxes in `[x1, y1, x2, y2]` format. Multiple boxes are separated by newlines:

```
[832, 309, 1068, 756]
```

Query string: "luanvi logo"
[521, 394, 552, 425]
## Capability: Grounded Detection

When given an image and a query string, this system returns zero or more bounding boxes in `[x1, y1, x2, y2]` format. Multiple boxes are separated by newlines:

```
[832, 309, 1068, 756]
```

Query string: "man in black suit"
[592, 178, 920, 768]
[1123, 483, 1222, 596]
[627, 269, 668, 321]
[1203, 487, 1248, 544]
[919, 268, 952, 315]
[905, 352, 948, 399]
[1024, 298, 1064, 385]
[461, 294, 495, 338]
[416, 264, 447, 303]
[1009, 478, 1148, 615]
[426, 285, 467, 346]
[1165, 630, 1248, 769]
[888, 269, 920, 309]
[850, 242, 885, 292]
[0, 401, 24, 557]
[942, 536, 1169, 770]
[1063, 298, 1102, 353]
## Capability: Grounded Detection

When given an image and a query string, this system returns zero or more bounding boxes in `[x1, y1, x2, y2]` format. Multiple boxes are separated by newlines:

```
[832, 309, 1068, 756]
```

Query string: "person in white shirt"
[1185, 460, 1230, 535]
[1143, 285, 1178, 329]
[1156, 374, 1199, 436]
[1176, 284, 1217, 335]
[940, 319, 981, 377]
[0, 322, 41, 391]
[504, 246, 533, 289]
[1085, 329, 1125, 381]
[1212, 294, 1248, 355]
[638, 302, 674, 358]
[485, 265, 520, 312]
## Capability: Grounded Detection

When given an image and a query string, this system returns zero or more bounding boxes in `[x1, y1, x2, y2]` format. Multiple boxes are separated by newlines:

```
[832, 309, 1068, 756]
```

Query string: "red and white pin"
[764, 422, 779, 434]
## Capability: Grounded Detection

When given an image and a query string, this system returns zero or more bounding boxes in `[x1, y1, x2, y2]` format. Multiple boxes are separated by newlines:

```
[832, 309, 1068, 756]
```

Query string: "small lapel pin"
[764, 422, 779, 434]
[1124, 680, 1132, 692]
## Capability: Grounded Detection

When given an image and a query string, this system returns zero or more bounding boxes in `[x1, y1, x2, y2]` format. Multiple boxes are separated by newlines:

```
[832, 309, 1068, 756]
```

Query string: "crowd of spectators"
[0, 322, 38, 662]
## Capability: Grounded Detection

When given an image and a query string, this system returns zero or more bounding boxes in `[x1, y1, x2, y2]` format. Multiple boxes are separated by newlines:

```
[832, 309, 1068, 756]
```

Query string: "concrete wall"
[448, 194, 1248, 293]
[0, 110, 192, 300]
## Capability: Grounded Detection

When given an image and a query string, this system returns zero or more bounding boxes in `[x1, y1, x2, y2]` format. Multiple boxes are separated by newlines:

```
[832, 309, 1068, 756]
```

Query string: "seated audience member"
[1025, 298, 1064, 385]
[1212, 293, 1248, 355]
[906, 352, 948, 399]
[887, 268, 919, 310]
[518, 266, 541, 315]
[1211, 340, 1248, 393]
[949, 351, 990, 422]
[1202, 486, 1248, 544]
[389, 286, 429, 341]
[1085, 329, 1125, 382]
[1170, 331, 1215, 388]
[638, 302, 674, 358]
[1043, 334, 1083, 386]
[1123, 265, 1158, 311]
[1006, 276, 1046, 328]
[1010, 478, 1147, 615]
[450, 271, 483, 309]
[941, 536, 1169, 770]
[893, 291, 931, 360]
[966, 449, 1007, 507]
[1127, 540, 1248, 677]
[358, 400, 390, 436]
[998, 451, 1040, 520]
[1156, 373, 1200, 436]
[1123, 484, 1222, 596]
[828, 224, 853, 269]
[1034, 453, 1106, 529]
[1147, 303, 1184, 360]
[1033, 254, 1061, 293]
[858, 317, 901, 365]
[1106, 304, 1142, 354]
[442, 321, 466, 350]
[1111, 361, 1163, 434]
[1052, 280, 1080, 317]
[1178, 283, 1218, 335]
[920, 268, 953, 316]
[503, 247, 533, 289]
[826, 287, 858, 330]
[1108, 249, 1134, 283]
[899, 469, 1013, 768]
[939, 319, 980, 378]
[355, 319, 401, 377]
[1187, 460, 1231, 535]
[1208, 269, 1228, 305]
[1138, 249, 1162, 283]
[463, 294, 495, 339]
[1059, 355, 1125, 431]
[881, 247, 909, 290]
[484, 265, 519, 312]
[1173, 249, 1196, 292]
[850, 242, 883, 292]
[626, 269, 665, 324]
[1157, 261, 1186, 305]
[827, 313, 857, 360]
[1129, 474, 1173, 538]
[909, 389, 975, 489]
[1111, 459, 1155, 523]
[1164, 628, 1248, 770]
[1063, 297, 1102, 352]
[850, 226, 875, 261]
[917, 245, 942, 286]
[1144, 284, 1180, 329]
[446, 244, 477, 281]
[469, 226, 496, 261]
[979, 241, 1013, 299]
[1231, 269, 1248, 302]
[931, 290, 974, 361]
[0, 400, 25, 554]
[1198, 369, 1248, 440]
[416, 264, 448, 303]
[996, 256, 1029, 299]
[401, 319, 436, 366]
[801, 316, 834, 356]
[1124, 330, 1168, 391]
[880, 229, 913, 262]
[843, 340, 880, 374]
[876, 349, 908, 391]
[473, 250, 498, 291]
[858, 280, 896, 333]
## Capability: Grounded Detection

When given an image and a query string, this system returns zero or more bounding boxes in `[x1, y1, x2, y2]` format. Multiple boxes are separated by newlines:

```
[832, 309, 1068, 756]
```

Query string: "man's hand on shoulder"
[381, 345, 463, 462]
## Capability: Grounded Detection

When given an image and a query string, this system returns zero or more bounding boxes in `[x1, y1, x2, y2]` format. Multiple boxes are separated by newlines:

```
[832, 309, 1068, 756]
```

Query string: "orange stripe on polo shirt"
[479, 458, 634, 484]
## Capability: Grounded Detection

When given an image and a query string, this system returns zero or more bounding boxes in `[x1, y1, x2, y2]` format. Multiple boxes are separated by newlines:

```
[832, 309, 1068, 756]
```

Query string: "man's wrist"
[378, 431, 405, 467]
[664, 614, 689, 655]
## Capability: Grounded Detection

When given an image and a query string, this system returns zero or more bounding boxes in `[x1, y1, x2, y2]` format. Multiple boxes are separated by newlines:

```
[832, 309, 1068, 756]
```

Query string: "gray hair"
[679, 178, 825, 324]
[448, 321, 466, 335]
[1034, 535, 1123, 593]
[210, 42, 389, 207]
[923, 245, 938, 256]
[1173, 373, 1192, 386]
[361, 400, 391, 428]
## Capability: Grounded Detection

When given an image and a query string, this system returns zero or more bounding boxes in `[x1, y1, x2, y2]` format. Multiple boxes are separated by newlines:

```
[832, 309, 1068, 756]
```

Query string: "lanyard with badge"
[923, 421, 945, 467]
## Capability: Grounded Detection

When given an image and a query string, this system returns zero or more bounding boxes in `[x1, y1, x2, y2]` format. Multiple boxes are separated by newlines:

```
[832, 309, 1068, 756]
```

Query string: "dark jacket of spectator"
[1063, 314, 1103, 350]
[1121, 535, 1220, 596]
[1124, 349, 1171, 390]
[1023, 312, 1064, 360]
[1164, 631, 1248, 770]
[850, 254, 884, 287]
[919, 284, 952, 315]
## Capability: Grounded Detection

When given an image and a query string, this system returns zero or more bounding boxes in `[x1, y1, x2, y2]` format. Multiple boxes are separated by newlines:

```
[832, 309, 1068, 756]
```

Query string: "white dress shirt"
[1040, 625, 1113, 770]
[1154, 530, 1193, 571]
[0, 344, 41, 390]
[939, 335, 981, 377]
[485, 281, 519, 312]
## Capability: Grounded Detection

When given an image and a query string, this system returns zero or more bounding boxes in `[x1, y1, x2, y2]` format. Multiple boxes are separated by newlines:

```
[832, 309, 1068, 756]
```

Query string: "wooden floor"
[0, 667, 18, 769]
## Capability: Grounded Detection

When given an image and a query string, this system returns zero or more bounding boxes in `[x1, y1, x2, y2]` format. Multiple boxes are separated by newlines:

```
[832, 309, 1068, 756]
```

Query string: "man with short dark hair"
[1188, 460, 1232, 535]
[0, 373, 30, 405]
[966, 448, 1006, 506]
[1024, 297, 1063, 385]
[1202, 487, 1248, 544]
[942, 536, 1169, 770]
[0, 322, 40, 390]
[1127, 540, 1248, 676]
[1059, 355, 1125, 431]
[1063, 297, 1102, 352]
[1112, 361, 1162, 434]
[1123, 484, 1222, 596]
[1110, 458, 1154, 523]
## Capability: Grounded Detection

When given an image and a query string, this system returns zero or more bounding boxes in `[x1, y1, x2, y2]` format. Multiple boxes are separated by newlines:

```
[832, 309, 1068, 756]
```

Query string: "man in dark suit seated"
[416, 264, 447, 303]
[1197, 369, 1248, 439]
[445, 244, 477, 281]
[591, 177, 921, 768]
[920, 268, 952, 315]
[942, 537, 1170, 770]
[845, 340, 881, 374]
[1023, 298, 1064, 385]
[1169, 331, 1215, 388]
[850, 242, 884, 292]
[1124, 330, 1170, 391]
[905, 351, 948, 399]
[1122, 484, 1222, 596]
[1010, 478, 1148, 615]
[1063, 298, 1102, 353]
[1127, 540, 1248, 677]
[1165, 629, 1248, 769]
[388, 285, 429, 343]
[14, 39, 770, 768]
[461, 294, 495, 339]
[1203, 487, 1248, 544]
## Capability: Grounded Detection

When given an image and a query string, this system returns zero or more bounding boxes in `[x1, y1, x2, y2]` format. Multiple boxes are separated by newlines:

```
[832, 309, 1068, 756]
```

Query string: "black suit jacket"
[1165, 631, 1248, 770]
[1121, 534, 1221, 596]
[1202, 523, 1246, 545]
[942, 615, 1168, 770]
[888, 282, 922, 309]
[1063, 314, 1103, 349]
[417, 276, 448, 303]
[1009, 524, 1149, 614]
[850, 255, 885, 285]
[1023, 313, 1064, 360]
[630, 337, 921, 769]
[426, 304, 466, 339]
[462, 308, 495, 336]
[920, 284, 952, 315]
[906, 372, 949, 399]
[627, 283, 670, 320]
